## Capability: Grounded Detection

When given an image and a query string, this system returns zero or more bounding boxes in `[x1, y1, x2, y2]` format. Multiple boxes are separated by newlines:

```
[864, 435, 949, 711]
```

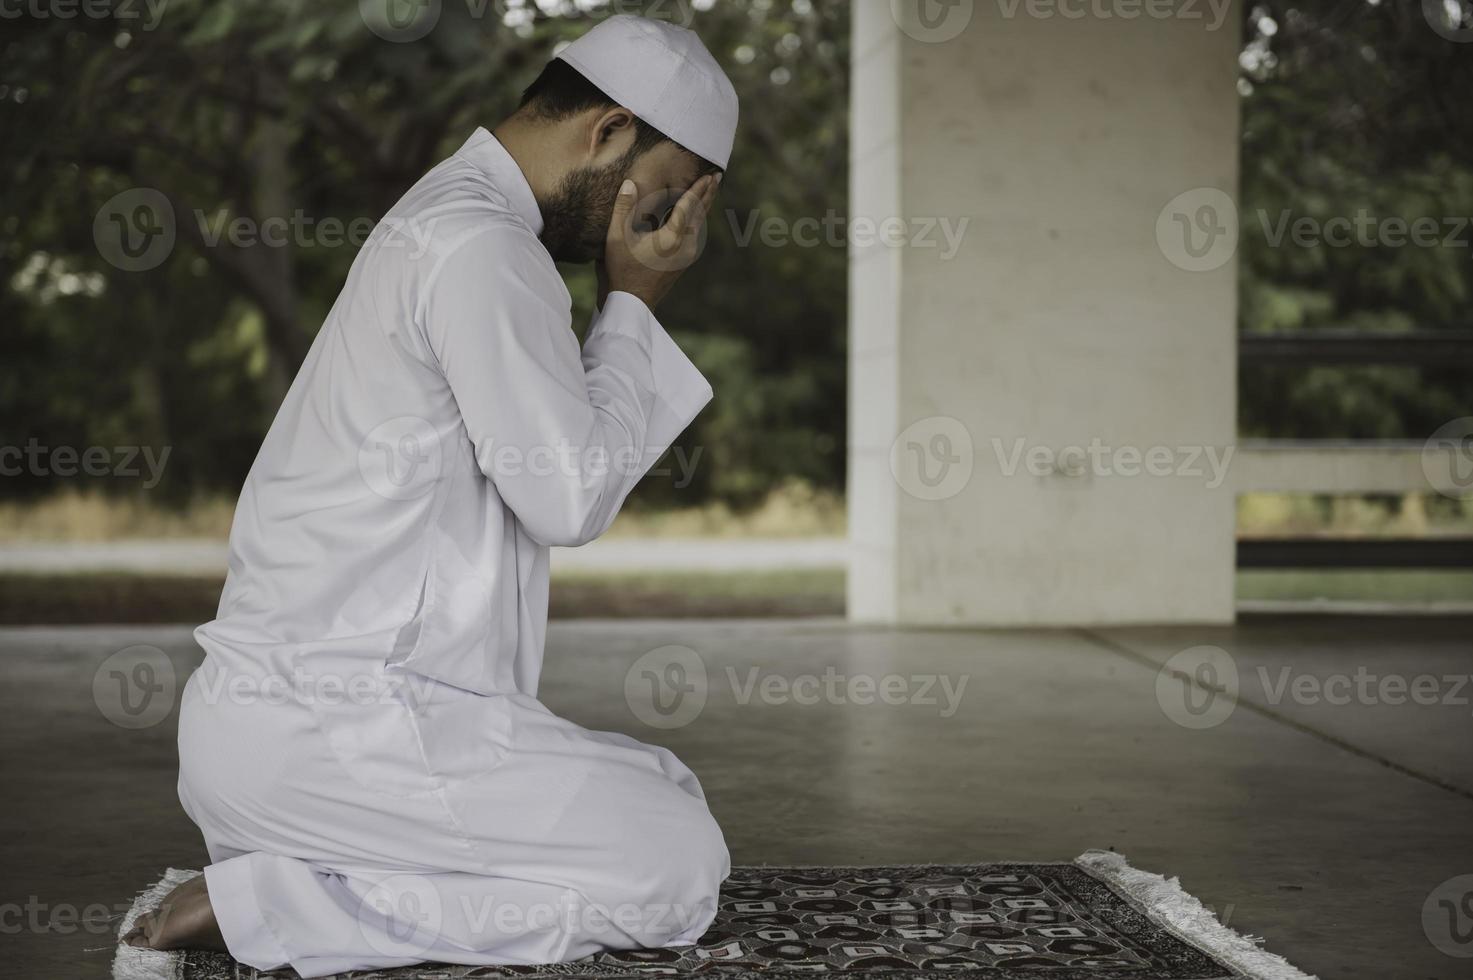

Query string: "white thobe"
[176, 128, 726, 978]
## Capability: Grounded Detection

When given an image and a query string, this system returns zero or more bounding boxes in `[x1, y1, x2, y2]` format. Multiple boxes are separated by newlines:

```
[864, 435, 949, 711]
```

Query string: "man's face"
[540, 139, 705, 265]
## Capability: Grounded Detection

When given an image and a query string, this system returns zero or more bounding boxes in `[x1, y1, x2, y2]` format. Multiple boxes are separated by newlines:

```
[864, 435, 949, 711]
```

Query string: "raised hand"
[604, 173, 720, 310]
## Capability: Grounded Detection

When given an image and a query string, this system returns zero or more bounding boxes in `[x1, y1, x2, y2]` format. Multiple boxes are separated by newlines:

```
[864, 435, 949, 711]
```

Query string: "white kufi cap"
[555, 15, 739, 170]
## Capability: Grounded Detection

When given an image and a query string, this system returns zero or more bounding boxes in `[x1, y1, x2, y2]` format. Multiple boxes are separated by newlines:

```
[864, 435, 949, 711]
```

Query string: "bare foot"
[122, 873, 229, 953]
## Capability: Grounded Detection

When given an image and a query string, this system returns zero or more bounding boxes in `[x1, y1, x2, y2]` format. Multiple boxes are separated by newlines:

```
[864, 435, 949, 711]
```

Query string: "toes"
[123, 911, 159, 948]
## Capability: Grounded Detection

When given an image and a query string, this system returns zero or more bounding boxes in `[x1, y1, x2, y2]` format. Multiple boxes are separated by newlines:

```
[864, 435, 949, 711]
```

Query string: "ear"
[587, 106, 637, 161]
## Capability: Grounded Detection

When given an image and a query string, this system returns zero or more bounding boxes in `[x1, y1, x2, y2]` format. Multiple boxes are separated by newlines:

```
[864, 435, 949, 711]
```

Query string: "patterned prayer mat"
[116, 852, 1312, 980]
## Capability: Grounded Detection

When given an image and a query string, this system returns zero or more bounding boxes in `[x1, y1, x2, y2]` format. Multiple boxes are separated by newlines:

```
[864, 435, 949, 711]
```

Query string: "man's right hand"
[603, 174, 720, 310]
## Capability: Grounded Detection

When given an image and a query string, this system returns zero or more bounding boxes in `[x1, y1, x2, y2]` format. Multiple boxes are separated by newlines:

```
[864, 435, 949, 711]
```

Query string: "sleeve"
[419, 226, 713, 547]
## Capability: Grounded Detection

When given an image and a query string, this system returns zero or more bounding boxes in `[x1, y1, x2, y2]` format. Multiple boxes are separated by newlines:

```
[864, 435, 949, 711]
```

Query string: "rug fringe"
[1075, 850, 1318, 980]
[111, 868, 200, 980]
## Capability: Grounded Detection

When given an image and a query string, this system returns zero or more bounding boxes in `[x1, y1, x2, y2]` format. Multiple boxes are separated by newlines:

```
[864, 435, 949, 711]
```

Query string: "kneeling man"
[124, 15, 737, 977]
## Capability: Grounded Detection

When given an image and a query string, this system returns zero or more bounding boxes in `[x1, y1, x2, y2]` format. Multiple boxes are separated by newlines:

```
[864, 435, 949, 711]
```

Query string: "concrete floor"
[4, 616, 1471, 979]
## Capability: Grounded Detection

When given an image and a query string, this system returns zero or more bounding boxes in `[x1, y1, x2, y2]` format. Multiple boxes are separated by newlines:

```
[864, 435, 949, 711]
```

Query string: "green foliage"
[1, 0, 847, 508]
[2, 0, 1468, 512]
[1238, 0, 1473, 439]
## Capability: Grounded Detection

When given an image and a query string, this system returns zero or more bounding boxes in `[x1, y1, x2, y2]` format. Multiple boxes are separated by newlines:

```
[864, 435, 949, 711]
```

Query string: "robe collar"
[455, 127, 546, 238]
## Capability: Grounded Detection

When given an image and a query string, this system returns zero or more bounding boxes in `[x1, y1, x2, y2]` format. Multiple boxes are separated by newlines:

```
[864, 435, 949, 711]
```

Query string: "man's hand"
[604, 174, 720, 310]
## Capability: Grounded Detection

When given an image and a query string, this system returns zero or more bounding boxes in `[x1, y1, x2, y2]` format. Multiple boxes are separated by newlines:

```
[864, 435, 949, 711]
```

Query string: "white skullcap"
[555, 15, 739, 170]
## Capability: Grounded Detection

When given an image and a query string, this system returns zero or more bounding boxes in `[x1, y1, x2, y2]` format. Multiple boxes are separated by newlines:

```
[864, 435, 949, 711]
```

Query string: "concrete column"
[848, 0, 1242, 626]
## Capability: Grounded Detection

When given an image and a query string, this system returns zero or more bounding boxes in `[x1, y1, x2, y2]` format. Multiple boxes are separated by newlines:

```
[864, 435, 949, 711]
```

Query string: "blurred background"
[5, 6, 1473, 978]
[0, 0, 1470, 622]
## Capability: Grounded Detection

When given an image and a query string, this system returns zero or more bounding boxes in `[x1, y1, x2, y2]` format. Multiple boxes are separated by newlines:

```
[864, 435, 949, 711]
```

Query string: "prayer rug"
[114, 851, 1314, 979]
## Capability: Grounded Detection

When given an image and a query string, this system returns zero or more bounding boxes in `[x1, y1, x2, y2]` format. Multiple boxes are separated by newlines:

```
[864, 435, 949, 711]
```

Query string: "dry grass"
[0, 482, 847, 543]
[606, 481, 846, 538]
[2, 487, 1469, 544]
[0, 491, 235, 543]
[1237, 491, 1473, 538]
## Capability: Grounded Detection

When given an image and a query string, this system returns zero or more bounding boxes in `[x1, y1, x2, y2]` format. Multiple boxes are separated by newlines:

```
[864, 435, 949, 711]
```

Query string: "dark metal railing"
[1239, 330, 1473, 366]
[1238, 330, 1471, 569]
[1238, 538, 1473, 569]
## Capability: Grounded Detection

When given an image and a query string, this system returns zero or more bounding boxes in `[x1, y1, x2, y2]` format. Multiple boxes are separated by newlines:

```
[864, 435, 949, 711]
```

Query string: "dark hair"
[519, 58, 721, 173]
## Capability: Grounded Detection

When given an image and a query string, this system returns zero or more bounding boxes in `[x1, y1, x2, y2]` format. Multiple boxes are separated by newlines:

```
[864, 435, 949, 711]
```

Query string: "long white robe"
[177, 128, 726, 978]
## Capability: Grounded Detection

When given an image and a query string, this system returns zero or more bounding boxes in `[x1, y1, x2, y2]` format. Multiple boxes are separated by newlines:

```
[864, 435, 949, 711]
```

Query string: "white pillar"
[848, 0, 1243, 626]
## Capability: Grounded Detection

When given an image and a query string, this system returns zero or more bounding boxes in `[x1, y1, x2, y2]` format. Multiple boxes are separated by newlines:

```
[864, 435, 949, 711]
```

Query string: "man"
[122, 15, 738, 977]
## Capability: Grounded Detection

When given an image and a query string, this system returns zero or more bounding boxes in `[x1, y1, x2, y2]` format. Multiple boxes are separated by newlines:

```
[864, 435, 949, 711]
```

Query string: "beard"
[538, 146, 639, 264]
